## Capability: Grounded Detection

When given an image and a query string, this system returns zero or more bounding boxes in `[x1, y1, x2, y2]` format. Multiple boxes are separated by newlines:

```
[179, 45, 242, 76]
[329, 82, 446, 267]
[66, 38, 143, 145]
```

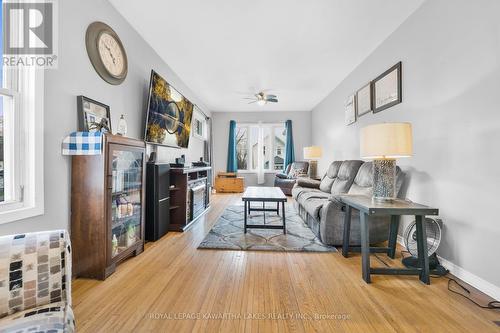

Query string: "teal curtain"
[226, 120, 237, 172]
[284, 120, 295, 172]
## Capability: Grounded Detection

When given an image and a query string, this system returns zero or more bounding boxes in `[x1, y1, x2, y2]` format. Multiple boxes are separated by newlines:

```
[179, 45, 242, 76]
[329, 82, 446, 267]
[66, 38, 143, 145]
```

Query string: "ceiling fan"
[244, 91, 278, 106]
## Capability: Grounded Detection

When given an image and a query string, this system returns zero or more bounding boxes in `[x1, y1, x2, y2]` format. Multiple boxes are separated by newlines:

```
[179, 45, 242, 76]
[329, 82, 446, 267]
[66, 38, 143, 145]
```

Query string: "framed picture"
[77, 96, 111, 132]
[356, 82, 372, 117]
[344, 94, 356, 126]
[372, 61, 402, 113]
[192, 107, 206, 140]
[144, 70, 194, 148]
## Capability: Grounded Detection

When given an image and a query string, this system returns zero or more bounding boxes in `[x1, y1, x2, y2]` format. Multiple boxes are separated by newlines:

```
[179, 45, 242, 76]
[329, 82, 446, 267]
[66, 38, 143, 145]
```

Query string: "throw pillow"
[288, 165, 306, 179]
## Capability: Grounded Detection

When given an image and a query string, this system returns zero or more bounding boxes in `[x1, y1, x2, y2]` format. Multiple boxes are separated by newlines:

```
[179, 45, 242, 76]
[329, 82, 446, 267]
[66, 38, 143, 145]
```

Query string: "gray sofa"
[274, 161, 309, 195]
[292, 160, 404, 246]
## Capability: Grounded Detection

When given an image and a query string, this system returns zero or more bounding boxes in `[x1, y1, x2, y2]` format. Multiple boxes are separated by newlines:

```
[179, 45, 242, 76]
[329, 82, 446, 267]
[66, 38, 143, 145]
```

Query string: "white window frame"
[0, 66, 44, 223]
[236, 122, 285, 174]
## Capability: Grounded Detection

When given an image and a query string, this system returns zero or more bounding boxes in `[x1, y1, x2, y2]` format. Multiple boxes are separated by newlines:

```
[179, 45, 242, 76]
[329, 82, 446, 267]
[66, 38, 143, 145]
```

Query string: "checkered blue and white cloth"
[62, 131, 103, 155]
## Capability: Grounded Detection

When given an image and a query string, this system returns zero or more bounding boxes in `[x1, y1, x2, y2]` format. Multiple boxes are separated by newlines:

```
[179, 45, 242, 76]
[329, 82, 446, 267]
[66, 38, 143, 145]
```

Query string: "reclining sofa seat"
[274, 161, 310, 195]
[293, 160, 404, 246]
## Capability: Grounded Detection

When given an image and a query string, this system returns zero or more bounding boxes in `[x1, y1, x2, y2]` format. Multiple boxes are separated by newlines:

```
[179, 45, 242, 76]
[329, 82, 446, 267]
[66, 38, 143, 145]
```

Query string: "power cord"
[400, 250, 500, 310]
[442, 276, 500, 310]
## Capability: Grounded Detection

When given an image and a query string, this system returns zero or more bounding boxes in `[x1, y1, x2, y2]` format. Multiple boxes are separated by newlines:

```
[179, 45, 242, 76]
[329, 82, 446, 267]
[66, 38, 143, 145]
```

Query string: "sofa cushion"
[301, 197, 328, 220]
[295, 188, 325, 203]
[291, 186, 302, 200]
[299, 191, 330, 202]
[348, 162, 373, 196]
[330, 160, 363, 194]
[292, 186, 317, 200]
[319, 161, 342, 192]
[346, 162, 406, 198]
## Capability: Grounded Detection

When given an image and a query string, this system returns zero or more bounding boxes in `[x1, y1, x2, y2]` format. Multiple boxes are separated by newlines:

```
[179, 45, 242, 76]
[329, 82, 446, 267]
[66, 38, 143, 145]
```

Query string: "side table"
[338, 195, 439, 284]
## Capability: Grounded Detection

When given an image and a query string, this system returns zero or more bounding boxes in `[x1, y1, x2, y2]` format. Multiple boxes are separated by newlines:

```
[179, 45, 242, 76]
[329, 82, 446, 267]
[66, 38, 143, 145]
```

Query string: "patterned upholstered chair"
[0, 230, 75, 333]
[274, 161, 309, 195]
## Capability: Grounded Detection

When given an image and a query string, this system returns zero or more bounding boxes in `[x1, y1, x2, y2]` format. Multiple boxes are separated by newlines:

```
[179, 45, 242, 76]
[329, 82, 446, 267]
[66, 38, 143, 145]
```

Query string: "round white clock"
[86, 22, 128, 85]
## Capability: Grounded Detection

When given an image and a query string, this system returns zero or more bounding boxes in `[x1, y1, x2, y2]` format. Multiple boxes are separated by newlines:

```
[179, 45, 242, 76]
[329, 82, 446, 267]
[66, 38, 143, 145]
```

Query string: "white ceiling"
[109, 0, 424, 112]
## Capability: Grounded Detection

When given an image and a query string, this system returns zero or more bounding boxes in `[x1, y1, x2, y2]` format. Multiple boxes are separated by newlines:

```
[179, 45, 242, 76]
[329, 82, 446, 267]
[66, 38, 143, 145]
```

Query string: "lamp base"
[372, 159, 396, 202]
[308, 160, 318, 179]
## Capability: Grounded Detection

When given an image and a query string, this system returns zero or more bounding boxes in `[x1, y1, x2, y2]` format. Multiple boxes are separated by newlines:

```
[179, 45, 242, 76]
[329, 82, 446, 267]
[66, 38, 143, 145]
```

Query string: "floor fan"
[402, 218, 447, 275]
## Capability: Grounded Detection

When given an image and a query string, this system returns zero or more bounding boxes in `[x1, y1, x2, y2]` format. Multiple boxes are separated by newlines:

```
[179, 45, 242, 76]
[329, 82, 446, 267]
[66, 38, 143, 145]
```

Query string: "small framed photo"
[372, 62, 402, 113]
[344, 94, 356, 126]
[192, 106, 206, 140]
[77, 95, 111, 132]
[356, 82, 372, 117]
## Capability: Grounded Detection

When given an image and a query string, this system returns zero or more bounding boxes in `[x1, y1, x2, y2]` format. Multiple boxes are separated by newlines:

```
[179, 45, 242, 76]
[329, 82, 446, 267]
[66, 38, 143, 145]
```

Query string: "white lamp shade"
[303, 146, 323, 159]
[360, 123, 413, 159]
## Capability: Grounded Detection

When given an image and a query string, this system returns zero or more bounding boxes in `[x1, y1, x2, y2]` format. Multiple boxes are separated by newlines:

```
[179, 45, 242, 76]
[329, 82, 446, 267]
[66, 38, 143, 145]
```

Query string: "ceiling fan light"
[257, 99, 266, 106]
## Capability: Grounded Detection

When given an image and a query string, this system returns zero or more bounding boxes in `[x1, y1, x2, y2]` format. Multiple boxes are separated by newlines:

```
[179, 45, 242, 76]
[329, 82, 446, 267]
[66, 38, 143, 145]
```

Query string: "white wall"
[0, 0, 210, 234]
[312, 0, 500, 294]
[212, 111, 311, 186]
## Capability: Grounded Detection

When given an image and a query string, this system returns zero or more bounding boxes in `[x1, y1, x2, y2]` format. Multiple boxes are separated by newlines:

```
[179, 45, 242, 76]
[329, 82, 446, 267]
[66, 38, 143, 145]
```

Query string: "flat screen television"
[144, 70, 193, 148]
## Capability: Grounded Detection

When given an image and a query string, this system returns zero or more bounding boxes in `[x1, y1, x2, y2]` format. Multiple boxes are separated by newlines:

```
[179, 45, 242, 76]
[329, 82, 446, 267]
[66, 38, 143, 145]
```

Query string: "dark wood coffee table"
[242, 187, 287, 234]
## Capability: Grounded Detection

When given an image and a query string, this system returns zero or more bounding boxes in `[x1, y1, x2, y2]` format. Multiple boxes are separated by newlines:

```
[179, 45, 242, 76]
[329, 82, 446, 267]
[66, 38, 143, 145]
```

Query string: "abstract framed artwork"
[356, 82, 372, 117]
[144, 70, 194, 148]
[372, 61, 402, 113]
[345, 94, 356, 126]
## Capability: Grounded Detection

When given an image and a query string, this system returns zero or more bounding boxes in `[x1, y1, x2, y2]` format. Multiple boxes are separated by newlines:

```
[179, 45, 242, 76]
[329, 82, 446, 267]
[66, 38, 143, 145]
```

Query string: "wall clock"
[85, 21, 128, 85]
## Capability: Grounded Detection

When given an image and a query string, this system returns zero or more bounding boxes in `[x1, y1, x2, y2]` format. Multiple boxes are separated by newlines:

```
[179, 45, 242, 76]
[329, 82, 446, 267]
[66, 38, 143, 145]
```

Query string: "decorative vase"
[117, 114, 128, 136]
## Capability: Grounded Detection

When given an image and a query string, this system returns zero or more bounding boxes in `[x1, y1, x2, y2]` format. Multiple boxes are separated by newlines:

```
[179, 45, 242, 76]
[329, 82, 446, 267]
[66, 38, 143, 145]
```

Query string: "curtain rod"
[234, 121, 286, 126]
[194, 104, 209, 119]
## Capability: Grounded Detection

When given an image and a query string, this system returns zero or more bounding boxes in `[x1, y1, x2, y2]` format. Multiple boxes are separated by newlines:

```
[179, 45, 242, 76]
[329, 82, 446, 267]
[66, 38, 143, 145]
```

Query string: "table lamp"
[360, 123, 412, 202]
[303, 146, 323, 179]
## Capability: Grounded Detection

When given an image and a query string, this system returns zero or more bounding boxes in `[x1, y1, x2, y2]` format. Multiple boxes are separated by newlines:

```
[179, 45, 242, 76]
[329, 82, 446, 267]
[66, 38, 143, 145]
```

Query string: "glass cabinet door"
[108, 144, 144, 259]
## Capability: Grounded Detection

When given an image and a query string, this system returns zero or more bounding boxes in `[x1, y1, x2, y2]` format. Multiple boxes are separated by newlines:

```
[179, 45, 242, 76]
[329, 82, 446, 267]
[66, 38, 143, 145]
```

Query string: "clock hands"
[104, 44, 116, 65]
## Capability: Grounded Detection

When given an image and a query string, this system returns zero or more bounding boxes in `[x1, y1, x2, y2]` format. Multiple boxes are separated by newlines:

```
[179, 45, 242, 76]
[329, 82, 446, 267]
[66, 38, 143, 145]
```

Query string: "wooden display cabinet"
[71, 134, 146, 280]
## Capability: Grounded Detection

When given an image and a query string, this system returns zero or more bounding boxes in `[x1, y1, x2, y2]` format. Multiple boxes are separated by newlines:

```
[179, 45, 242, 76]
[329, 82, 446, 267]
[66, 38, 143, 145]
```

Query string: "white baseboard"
[396, 235, 500, 301]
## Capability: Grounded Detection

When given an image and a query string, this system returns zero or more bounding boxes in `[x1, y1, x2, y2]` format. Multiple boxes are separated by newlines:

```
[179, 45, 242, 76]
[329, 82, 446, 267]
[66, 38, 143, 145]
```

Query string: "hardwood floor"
[73, 193, 499, 332]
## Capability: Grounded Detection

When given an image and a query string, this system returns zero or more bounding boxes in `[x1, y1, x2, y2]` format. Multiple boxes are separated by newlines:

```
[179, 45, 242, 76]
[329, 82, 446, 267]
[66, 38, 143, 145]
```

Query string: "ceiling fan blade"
[243, 97, 257, 100]
[247, 100, 258, 104]
[234, 90, 256, 95]
[266, 98, 278, 103]
[266, 94, 277, 98]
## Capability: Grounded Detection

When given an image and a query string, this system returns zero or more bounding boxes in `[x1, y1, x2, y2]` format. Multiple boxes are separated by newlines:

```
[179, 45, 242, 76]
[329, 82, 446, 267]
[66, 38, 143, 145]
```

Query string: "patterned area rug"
[198, 204, 336, 252]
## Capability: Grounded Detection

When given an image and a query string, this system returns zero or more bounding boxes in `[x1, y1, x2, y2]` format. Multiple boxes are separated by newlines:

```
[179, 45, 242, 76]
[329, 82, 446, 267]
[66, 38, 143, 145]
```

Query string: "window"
[236, 123, 286, 172]
[235, 126, 248, 170]
[273, 126, 286, 171]
[0, 3, 44, 224]
[0, 11, 17, 206]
